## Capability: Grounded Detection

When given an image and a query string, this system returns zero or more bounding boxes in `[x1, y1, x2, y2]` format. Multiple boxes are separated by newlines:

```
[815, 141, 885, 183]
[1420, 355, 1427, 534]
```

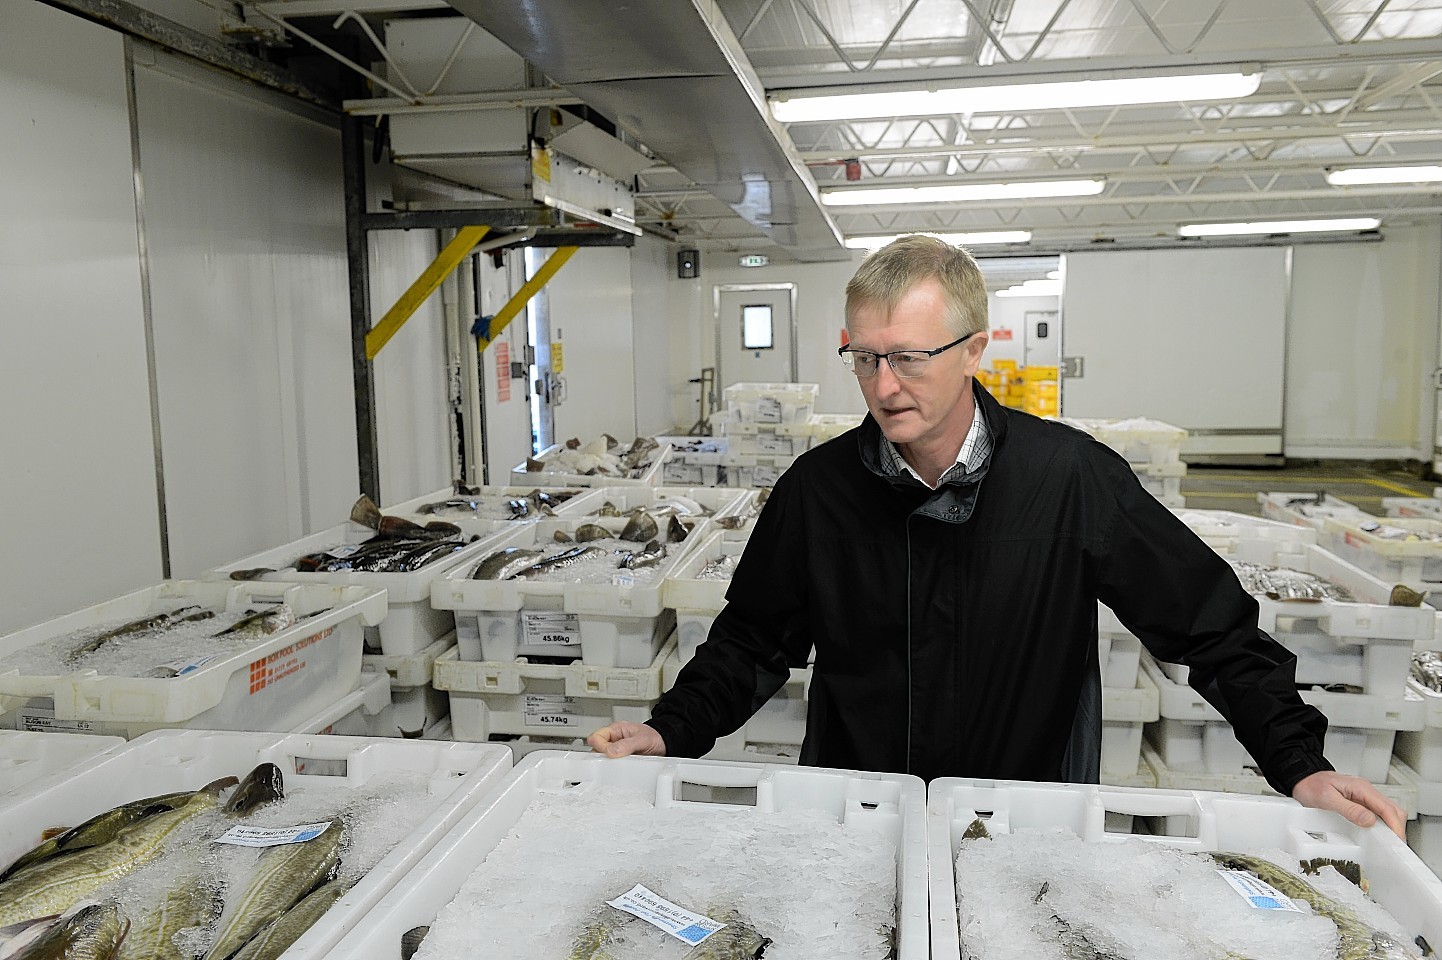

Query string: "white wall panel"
[630, 239, 674, 436]
[477, 250, 534, 481]
[1286, 228, 1441, 459]
[369, 230, 452, 505]
[133, 52, 356, 575]
[549, 248, 638, 442]
[0, 5, 162, 633]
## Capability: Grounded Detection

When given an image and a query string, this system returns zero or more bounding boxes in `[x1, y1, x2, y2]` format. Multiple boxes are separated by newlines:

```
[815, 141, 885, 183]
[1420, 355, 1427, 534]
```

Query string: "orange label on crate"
[248, 627, 332, 695]
[1346, 533, 1363, 548]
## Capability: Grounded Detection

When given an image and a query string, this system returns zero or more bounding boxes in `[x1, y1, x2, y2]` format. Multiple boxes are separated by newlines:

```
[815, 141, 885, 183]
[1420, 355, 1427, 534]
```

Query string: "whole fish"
[227, 569, 276, 582]
[1414, 651, 1442, 693]
[567, 908, 634, 960]
[65, 607, 208, 664]
[507, 499, 532, 519]
[4, 902, 128, 960]
[399, 926, 429, 960]
[396, 539, 468, 572]
[1207, 852, 1419, 960]
[0, 790, 198, 882]
[574, 524, 612, 543]
[214, 606, 296, 640]
[681, 908, 770, 960]
[620, 510, 658, 543]
[415, 497, 482, 516]
[714, 516, 748, 531]
[618, 540, 665, 571]
[202, 818, 344, 960]
[554, 531, 575, 544]
[596, 502, 622, 518]
[115, 875, 219, 960]
[350, 495, 456, 540]
[0, 779, 233, 926]
[513, 546, 606, 580]
[666, 515, 690, 543]
[226, 879, 350, 960]
[620, 437, 659, 470]
[223, 764, 285, 817]
[472, 547, 543, 581]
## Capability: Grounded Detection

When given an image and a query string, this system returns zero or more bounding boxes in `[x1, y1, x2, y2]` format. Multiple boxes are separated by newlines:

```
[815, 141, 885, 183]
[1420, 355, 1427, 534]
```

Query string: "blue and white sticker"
[214, 822, 333, 848]
[605, 885, 725, 945]
[1217, 870, 1305, 912]
[156, 654, 221, 677]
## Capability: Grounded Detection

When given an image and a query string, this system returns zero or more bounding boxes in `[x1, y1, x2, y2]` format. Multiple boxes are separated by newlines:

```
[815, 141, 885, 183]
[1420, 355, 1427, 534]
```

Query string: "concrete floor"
[1181, 462, 1437, 515]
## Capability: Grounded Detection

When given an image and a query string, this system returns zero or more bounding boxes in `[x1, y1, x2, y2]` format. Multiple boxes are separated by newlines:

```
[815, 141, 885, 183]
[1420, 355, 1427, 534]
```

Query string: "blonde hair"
[845, 235, 988, 338]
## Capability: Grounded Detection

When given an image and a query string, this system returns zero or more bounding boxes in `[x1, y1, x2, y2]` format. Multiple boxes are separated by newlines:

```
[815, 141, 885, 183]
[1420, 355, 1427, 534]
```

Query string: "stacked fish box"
[928, 778, 1442, 960]
[1257, 490, 1371, 530]
[359, 632, 456, 739]
[1393, 652, 1442, 877]
[309, 752, 931, 960]
[1140, 536, 1433, 816]
[1173, 506, 1319, 554]
[1058, 417, 1188, 508]
[1320, 514, 1442, 591]
[716, 382, 819, 487]
[807, 411, 865, 445]
[0, 729, 512, 960]
[511, 435, 671, 488]
[1383, 495, 1442, 521]
[656, 436, 729, 486]
[0, 580, 386, 740]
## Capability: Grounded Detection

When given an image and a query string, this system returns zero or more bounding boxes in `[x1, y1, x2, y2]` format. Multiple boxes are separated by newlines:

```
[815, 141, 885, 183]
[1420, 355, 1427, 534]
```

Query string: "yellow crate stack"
[981, 360, 1027, 410]
[1021, 365, 1059, 417]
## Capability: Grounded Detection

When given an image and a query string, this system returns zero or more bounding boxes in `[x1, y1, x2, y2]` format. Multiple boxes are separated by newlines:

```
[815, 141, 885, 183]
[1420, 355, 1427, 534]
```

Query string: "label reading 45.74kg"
[523, 694, 580, 727]
[522, 612, 582, 649]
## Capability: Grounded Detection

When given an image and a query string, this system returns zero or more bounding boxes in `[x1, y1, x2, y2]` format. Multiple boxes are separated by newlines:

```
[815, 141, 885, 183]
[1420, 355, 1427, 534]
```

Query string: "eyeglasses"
[838, 332, 975, 379]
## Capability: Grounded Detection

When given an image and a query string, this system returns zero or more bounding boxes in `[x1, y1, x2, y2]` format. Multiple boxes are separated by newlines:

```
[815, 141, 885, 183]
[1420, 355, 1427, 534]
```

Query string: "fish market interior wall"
[545, 247, 640, 443]
[0, 2, 165, 634]
[986, 294, 1059, 372]
[630, 237, 677, 438]
[476, 249, 534, 486]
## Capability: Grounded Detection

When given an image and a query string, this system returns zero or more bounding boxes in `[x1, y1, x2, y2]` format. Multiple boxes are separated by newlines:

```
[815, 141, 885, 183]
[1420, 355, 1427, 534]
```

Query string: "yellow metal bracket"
[365, 225, 490, 360]
[475, 245, 579, 353]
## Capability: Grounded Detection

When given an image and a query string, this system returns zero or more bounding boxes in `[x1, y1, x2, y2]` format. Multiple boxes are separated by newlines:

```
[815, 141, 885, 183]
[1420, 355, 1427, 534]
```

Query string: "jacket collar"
[857, 380, 1006, 524]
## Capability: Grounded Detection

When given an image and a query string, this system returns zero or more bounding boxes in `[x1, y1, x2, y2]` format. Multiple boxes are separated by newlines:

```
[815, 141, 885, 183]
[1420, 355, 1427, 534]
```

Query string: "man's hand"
[1292, 770, 1406, 838]
[587, 722, 667, 759]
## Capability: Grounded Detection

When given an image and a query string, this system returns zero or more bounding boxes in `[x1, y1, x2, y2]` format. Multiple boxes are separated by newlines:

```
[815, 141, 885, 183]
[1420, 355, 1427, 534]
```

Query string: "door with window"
[714, 284, 797, 393]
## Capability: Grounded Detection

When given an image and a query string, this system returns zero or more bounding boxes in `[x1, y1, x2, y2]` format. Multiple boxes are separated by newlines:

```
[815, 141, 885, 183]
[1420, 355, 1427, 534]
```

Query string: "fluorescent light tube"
[823, 179, 1104, 206]
[1326, 165, 1442, 185]
[1178, 217, 1380, 237]
[844, 230, 1032, 250]
[772, 72, 1261, 123]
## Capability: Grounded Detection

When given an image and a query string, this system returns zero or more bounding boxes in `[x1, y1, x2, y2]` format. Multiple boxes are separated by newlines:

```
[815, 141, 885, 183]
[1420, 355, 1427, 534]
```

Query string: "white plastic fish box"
[1094, 616, 1144, 688]
[711, 488, 766, 541]
[1258, 491, 1371, 529]
[1384, 496, 1442, 521]
[1141, 741, 1419, 824]
[314, 751, 930, 960]
[1321, 514, 1442, 587]
[1061, 416, 1188, 466]
[927, 775, 1442, 960]
[1100, 678, 1160, 782]
[1133, 459, 1186, 503]
[546, 484, 750, 536]
[722, 380, 820, 425]
[1393, 678, 1442, 780]
[1149, 541, 1431, 696]
[385, 484, 605, 528]
[807, 412, 864, 444]
[718, 419, 814, 457]
[1408, 815, 1442, 880]
[203, 519, 493, 657]
[721, 453, 796, 488]
[290, 670, 392, 739]
[0, 581, 385, 739]
[0, 729, 512, 960]
[662, 647, 810, 747]
[361, 632, 456, 689]
[661, 459, 724, 486]
[0, 729, 125, 805]
[509, 440, 672, 488]
[662, 529, 750, 663]
[433, 519, 689, 669]
[442, 637, 674, 743]
[1141, 656, 1422, 782]
[1172, 507, 1318, 556]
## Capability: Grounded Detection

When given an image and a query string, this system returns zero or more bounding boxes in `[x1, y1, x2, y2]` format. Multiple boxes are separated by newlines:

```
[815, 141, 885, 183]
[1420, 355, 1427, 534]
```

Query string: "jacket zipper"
[905, 512, 914, 775]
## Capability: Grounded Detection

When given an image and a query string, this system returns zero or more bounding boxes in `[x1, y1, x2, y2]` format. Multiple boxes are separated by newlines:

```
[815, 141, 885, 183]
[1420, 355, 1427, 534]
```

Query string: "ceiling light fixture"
[844, 230, 1032, 250]
[771, 71, 1261, 124]
[1178, 217, 1380, 237]
[823, 179, 1105, 206]
[1325, 164, 1442, 186]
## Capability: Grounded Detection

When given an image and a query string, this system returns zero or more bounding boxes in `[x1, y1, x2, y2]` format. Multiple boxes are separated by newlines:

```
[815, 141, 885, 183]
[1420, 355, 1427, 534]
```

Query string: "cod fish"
[115, 875, 220, 960]
[620, 510, 658, 543]
[472, 547, 543, 581]
[202, 818, 344, 960]
[65, 606, 212, 665]
[682, 908, 770, 960]
[0, 789, 196, 882]
[574, 524, 612, 543]
[618, 540, 665, 570]
[567, 907, 635, 960]
[0, 779, 233, 926]
[224, 763, 285, 817]
[2, 902, 129, 960]
[513, 546, 606, 580]
[215, 606, 296, 640]
[1208, 852, 1420, 960]
[350, 496, 460, 540]
[227, 879, 350, 960]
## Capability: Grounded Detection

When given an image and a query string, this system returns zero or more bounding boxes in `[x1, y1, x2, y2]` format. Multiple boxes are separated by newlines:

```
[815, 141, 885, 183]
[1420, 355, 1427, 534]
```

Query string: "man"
[590, 235, 1404, 836]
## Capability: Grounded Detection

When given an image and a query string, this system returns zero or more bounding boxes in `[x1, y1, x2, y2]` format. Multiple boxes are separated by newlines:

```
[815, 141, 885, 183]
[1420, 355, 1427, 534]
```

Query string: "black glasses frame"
[837, 331, 976, 378]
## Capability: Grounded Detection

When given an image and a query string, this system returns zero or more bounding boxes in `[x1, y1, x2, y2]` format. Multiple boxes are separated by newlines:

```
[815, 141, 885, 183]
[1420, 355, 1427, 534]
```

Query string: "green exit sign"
[738, 254, 769, 267]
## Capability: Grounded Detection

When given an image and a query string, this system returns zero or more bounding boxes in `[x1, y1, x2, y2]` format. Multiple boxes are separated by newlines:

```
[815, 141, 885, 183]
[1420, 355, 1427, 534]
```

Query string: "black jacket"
[648, 383, 1332, 793]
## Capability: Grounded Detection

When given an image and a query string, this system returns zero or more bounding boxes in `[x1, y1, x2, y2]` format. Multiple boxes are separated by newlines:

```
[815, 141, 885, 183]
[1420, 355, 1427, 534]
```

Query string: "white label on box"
[1216, 870, 1305, 912]
[665, 464, 703, 484]
[522, 612, 582, 648]
[18, 709, 99, 734]
[756, 433, 791, 454]
[215, 821, 334, 847]
[326, 544, 362, 559]
[756, 396, 783, 423]
[524, 694, 580, 727]
[753, 465, 781, 486]
[606, 884, 725, 945]
[155, 654, 222, 677]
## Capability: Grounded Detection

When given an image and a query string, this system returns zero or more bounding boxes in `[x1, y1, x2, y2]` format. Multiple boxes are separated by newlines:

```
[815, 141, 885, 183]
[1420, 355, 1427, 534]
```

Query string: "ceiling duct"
[442, 0, 845, 258]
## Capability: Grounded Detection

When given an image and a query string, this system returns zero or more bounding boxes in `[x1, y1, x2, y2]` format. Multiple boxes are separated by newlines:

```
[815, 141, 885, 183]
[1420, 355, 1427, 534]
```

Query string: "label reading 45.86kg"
[523, 694, 580, 727]
[522, 612, 582, 649]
